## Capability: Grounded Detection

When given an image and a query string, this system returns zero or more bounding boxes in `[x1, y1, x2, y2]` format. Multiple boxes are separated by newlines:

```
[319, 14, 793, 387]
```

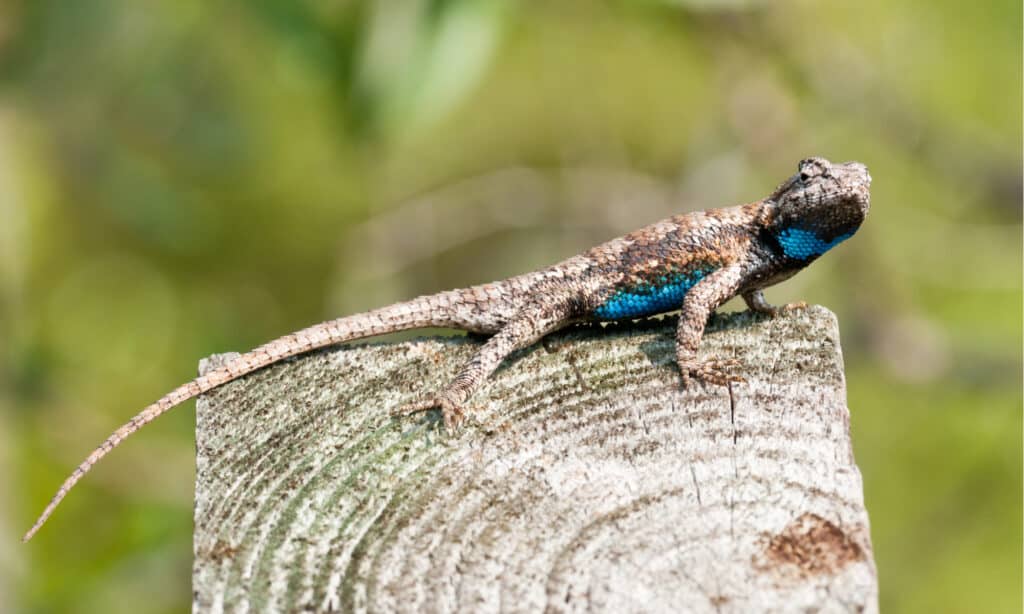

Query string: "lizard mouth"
[858, 174, 871, 215]
[838, 161, 871, 216]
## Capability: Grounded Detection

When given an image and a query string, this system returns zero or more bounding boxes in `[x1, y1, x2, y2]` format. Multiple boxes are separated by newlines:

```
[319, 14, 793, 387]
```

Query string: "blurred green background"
[0, 1, 1019, 612]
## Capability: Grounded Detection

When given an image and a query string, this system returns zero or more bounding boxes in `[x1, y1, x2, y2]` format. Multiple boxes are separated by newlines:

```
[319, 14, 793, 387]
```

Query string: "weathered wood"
[192, 306, 877, 613]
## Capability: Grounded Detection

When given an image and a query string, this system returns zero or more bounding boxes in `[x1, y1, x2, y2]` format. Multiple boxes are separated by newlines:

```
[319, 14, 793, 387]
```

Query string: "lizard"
[23, 156, 870, 542]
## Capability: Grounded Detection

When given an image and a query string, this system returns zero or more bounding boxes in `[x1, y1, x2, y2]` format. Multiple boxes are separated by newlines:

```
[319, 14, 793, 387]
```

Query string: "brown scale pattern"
[24, 157, 870, 541]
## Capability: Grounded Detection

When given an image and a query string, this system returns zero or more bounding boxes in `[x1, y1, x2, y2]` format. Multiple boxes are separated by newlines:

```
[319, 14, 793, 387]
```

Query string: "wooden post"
[193, 306, 877, 613]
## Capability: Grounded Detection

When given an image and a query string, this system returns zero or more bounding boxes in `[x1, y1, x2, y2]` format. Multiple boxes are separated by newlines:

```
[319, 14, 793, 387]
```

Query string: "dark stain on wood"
[755, 513, 867, 578]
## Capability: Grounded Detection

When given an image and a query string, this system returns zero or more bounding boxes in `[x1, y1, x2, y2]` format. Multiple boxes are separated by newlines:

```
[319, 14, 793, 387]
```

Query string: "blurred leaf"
[1, 1, 1019, 613]
[354, 0, 508, 139]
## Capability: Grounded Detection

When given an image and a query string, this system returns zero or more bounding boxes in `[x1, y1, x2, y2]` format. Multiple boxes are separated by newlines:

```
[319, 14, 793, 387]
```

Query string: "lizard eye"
[798, 157, 832, 183]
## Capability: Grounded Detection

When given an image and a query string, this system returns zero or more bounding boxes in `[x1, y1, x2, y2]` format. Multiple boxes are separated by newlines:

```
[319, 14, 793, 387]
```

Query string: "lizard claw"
[779, 301, 807, 313]
[394, 395, 466, 433]
[677, 357, 745, 388]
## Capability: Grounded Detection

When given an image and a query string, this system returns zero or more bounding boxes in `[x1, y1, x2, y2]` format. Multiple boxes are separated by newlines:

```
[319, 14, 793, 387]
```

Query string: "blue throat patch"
[594, 268, 715, 320]
[776, 227, 853, 260]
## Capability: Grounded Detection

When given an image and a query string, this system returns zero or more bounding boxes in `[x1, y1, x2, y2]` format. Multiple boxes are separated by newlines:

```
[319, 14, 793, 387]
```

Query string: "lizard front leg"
[742, 289, 806, 316]
[397, 299, 574, 432]
[676, 265, 746, 387]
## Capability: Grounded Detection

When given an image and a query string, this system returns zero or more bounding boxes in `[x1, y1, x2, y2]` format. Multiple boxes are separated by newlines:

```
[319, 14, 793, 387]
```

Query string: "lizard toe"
[678, 357, 745, 387]
[394, 394, 468, 434]
[441, 400, 467, 434]
[393, 397, 441, 418]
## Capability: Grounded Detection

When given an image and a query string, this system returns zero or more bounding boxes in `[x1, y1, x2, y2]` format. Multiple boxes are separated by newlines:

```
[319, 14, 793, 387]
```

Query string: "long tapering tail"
[22, 293, 465, 542]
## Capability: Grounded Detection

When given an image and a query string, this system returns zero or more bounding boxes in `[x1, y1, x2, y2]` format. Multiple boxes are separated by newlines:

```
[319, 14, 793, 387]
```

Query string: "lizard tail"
[22, 292, 468, 542]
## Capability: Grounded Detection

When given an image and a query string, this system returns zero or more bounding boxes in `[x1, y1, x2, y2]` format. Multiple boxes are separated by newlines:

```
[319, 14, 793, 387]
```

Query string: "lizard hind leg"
[394, 299, 574, 433]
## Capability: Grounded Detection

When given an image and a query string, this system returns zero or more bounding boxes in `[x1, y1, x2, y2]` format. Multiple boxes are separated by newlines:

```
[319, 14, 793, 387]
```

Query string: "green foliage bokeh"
[0, 1, 1019, 612]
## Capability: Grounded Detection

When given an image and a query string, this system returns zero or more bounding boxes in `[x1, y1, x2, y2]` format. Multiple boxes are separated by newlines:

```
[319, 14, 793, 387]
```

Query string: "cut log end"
[193, 306, 877, 613]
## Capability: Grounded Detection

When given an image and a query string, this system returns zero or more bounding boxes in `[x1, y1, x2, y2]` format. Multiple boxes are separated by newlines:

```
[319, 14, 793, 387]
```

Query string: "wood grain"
[193, 306, 876, 613]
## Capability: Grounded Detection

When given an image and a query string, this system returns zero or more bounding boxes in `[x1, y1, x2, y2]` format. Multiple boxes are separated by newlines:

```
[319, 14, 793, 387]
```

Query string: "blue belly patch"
[777, 227, 853, 260]
[594, 268, 715, 320]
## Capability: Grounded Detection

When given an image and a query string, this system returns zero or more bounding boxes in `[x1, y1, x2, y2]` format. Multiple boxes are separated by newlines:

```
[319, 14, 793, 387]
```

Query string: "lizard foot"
[677, 358, 745, 388]
[394, 394, 466, 433]
[750, 300, 807, 317]
[769, 301, 808, 316]
[777, 300, 807, 313]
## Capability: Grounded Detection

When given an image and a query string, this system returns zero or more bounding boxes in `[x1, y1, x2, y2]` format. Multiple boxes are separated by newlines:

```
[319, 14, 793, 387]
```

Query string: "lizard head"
[767, 157, 871, 261]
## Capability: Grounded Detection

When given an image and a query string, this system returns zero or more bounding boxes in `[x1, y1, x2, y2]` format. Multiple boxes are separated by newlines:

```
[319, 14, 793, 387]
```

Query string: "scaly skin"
[23, 156, 870, 542]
